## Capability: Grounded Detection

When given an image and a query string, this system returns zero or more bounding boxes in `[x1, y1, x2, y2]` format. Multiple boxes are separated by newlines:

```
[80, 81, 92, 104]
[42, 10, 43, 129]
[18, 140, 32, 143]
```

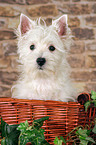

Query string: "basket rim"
[0, 97, 81, 106]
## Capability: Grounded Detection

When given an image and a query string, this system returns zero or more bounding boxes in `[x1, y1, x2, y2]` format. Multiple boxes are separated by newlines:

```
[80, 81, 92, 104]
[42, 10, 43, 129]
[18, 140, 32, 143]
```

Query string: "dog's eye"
[49, 45, 55, 51]
[30, 45, 35, 50]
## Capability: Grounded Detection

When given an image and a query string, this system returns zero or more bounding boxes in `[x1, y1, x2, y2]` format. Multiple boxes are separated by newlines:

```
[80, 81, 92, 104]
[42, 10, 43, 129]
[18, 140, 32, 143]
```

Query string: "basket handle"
[77, 92, 90, 105]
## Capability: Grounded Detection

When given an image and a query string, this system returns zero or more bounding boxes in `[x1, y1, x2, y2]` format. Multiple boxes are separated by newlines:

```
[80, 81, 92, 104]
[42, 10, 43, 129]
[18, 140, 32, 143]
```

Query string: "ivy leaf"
[85, 137, 95, 143]
[54, 136, 63, 145]
[79, 136, 95, 145]
[80, 139, 88, 145]
[33, 116, 49, 130]
[1, 117, 20, 145]
[77, 128, 95, 145]
[18, 117, 50, 145]
[76, 128, 88, 138]
[92, 124, 96, 134]
[91, 90, 96, 100]
[17, 120, 29, 133]
[84, 101, 91, 112]
[31, 129, 45, 145]
[86, 129, 92, 136]
[18, 128, 46, 145]
[1, 138, 5, 145]
[59, 136, 66, 144]
[54, 136, 59, 144]
[93, 100, 96, 107]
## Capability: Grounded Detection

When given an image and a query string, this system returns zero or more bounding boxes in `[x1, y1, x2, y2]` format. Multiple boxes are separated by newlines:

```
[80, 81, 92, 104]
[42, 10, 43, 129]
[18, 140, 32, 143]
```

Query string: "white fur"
[12, 14, 77, 102]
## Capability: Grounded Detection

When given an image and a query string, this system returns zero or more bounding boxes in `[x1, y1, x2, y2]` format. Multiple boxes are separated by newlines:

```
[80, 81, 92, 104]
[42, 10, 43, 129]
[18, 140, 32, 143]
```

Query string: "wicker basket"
[0, 93, 95, 145]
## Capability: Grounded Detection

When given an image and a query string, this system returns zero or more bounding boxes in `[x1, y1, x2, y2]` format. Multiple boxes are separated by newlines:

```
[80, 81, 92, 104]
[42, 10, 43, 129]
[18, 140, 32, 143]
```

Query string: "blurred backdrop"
[0, 0, 96, 98]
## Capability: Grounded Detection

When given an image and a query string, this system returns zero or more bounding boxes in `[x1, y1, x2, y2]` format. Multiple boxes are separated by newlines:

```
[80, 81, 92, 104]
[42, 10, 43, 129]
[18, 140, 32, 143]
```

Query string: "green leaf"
[20, 129, 45, 145]
[17, 120, 29, 133]
[1, 117, 20, 145]
[1, 117, 19, 137]
[76, 128, 88, 138]
[80, 139, 88, 145]
[79, 135, 86, 140]
[85, 137, 95, 143]
[1, 138, 5, 145]
[86, 129, 92, 136]
[54, 136, 63, 145]
[79, 136, 95, 145]
[33, 116, 49, 130]
[84, 101, 91, 112]
[31, 128, 45, 145]
[92, 124, 96, 134]
[59, 136, 66, 144]
[24, 120, 29, 126]
[77, 127, 95, 145]
[54, 136, 59, 144]
[91, 90, 96, 100]
[1, 117, 9, 137]
[93, 100, 96, 107]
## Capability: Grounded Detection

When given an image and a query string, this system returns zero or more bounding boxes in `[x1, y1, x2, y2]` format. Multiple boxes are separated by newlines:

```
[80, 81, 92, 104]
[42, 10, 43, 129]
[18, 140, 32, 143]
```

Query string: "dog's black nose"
[36, 57, 46, 67]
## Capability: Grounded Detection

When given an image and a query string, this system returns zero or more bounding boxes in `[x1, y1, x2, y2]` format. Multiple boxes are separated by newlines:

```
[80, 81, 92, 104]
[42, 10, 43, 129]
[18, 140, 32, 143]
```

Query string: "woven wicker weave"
[0, 93, 95, 145]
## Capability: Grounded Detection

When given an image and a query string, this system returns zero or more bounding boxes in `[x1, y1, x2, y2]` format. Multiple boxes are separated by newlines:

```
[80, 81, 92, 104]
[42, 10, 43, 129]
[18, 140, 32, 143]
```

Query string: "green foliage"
[54, 136, 64, 145]
[92, 119, 96, 134]
[33, 116, 49, 130]
[17, 116, 50, 145]
[84, 90, 96, 111]
[76, 128, 95, 145]
[54, 90, 96, 145]
[54, 120, 96, 145]
[84, 101, 91, 112]
[91, 90, 96, 100]
[1, 117, 20, 145]
[59, 136, 66, 144]
[0, 116, 50, 145]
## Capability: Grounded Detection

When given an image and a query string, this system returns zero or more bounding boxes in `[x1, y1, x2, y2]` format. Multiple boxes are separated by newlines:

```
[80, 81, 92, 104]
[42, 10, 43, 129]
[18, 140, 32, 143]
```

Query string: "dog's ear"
[52, 15, 68, 36]
[19, 13, 35, 35]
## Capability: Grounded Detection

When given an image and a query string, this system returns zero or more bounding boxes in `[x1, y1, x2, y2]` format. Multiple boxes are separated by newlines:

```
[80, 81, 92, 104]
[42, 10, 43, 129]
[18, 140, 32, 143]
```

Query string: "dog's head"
[17, 14, 72, 78]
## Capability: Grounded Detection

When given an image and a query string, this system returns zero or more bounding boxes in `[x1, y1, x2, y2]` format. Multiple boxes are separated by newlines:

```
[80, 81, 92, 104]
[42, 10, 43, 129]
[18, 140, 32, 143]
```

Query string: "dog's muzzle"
[36, 57, 46, 68]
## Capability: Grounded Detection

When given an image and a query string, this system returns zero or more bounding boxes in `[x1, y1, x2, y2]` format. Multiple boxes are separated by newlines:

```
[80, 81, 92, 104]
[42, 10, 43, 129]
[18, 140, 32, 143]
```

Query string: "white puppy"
[12, 14, 77, 101]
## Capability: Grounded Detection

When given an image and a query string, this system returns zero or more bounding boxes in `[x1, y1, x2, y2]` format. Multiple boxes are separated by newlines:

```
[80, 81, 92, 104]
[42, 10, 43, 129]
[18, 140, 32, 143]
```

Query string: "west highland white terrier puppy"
[12, 13, 77, 102]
